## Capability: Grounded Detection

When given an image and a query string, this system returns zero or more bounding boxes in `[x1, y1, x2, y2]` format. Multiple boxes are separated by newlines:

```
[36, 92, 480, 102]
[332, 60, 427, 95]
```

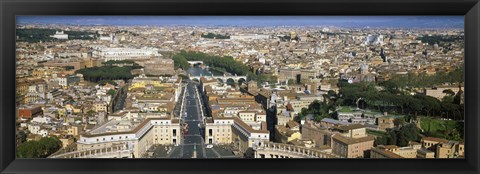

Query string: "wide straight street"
[170, 80, 207, 158]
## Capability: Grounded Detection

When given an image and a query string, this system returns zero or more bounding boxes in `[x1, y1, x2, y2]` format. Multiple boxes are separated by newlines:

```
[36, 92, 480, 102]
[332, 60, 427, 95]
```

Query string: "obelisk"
[192, 143, 197, 158]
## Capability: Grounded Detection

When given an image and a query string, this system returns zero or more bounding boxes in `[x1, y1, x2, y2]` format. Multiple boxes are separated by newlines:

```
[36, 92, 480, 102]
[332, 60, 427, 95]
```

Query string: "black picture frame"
[1, 0, 479, 174]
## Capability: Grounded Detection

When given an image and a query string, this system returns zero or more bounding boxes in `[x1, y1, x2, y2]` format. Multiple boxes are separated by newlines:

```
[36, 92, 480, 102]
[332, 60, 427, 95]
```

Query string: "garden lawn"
[419, 116, 458, 138]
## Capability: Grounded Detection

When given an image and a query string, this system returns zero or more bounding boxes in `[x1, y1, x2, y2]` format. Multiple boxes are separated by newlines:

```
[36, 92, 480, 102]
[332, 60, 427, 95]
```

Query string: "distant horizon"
[16, 16, 464, 29]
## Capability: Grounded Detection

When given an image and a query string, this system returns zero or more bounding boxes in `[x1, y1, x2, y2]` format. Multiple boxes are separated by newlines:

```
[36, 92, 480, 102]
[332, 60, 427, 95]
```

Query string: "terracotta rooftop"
[333, 124, 365, 131]
[286, 120, 299, 128]
[422, 137, 449, 143]
[371, 147, 404, 158]
[332, 134, 375, 145]
[233, 117, 269, 134]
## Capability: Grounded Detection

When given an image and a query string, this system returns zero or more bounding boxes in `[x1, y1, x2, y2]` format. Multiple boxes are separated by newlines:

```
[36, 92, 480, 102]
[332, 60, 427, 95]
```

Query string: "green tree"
[17, 137, 62, 158]
[309, 100, 322, 113]
[407, 97, 423, 116]
[441, 101, 459, 120]
[17, 141, 45, 158]
[38, 137, 62, 155]
[414, 95, 440, 117]
[396, 123, 419, 147]
[172, 54, 189, 70]
[454, 122, 464, 140]
[453, 91, 464, 105]
[327, 90, 337, 98]
[386, 129, 397, 145]
[107, 89, 116, 96]
[201, 33, 230, 39]
[76, 64, 140, 83]
[375, 135, 388, 146]
[393, 118, 405, 128]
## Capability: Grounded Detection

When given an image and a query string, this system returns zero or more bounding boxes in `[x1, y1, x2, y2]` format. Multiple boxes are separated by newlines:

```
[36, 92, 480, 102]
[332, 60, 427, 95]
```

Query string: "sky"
[16, 16, 464, 28]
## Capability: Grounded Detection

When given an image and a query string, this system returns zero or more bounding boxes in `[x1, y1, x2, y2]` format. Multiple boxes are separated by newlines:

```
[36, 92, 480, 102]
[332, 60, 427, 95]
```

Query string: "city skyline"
[17, 16, 464, 28]
[15, 16, 465, 159]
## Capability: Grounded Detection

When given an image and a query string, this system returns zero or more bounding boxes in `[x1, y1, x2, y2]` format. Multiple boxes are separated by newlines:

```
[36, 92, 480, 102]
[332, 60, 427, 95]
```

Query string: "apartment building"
[331, 124, 375, 158]
[77, 112, 181, 158]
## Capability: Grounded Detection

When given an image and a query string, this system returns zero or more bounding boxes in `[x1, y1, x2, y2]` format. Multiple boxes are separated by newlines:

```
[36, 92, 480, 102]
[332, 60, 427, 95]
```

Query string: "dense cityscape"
[15, 16, 464, 159]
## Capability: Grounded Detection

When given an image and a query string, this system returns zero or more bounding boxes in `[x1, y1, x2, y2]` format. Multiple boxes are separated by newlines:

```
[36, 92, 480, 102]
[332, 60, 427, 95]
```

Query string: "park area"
[419, 117, 463, 141]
